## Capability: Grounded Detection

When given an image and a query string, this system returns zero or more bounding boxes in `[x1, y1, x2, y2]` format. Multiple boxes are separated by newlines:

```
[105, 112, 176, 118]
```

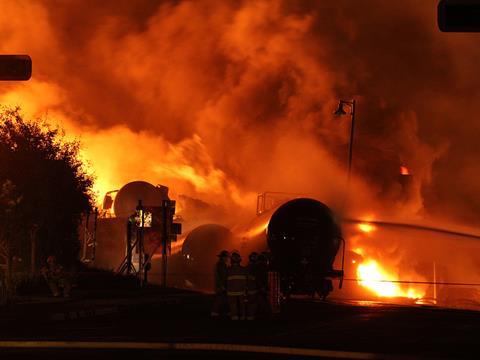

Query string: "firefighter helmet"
[231, 251, 241, 264]
[249, 252, 258, 262]
[217, 250, 229, 258]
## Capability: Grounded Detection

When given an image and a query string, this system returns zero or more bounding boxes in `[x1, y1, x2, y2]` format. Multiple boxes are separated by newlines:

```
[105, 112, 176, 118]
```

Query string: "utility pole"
[162, 200, 169, 288]
[333, 99, 356, 186]
[334, 99, 357, 210]
[137, 200, 145, 287]
[347, 99, 356, 186]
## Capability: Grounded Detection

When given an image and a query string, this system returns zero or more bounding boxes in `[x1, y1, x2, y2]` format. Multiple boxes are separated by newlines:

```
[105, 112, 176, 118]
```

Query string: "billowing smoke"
[1, 1, 479, 229]
[4, 0, 480, 305]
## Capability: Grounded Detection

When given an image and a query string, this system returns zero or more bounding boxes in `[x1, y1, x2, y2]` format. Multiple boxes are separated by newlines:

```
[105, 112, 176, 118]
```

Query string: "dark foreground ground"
[1, 288, 479, 359]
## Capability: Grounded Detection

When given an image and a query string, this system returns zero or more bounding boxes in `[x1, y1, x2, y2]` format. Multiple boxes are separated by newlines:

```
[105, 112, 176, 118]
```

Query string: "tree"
[0, 107, 93, 279]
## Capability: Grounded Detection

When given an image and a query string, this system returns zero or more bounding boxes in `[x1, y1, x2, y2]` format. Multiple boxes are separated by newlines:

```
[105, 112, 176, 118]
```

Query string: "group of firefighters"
[41, 250, 273, 315]
[211, 250, 270, 320]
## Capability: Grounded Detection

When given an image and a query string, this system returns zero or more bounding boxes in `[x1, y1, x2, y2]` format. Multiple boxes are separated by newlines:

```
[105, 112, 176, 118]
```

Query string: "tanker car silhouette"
[182, 197, 345, 297]
[87, 182, 480, 305]
[88, 183, 346, 297]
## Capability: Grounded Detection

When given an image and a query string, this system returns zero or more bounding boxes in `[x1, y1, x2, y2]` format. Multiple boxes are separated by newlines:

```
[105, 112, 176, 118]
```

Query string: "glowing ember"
[357, 259, 423, 299]
[400, 165, 411, 176]
[357, 223, 376, 233]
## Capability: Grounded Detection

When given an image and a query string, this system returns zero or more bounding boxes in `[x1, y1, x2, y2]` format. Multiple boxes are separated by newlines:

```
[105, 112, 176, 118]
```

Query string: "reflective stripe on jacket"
[227, 264, 247, 296]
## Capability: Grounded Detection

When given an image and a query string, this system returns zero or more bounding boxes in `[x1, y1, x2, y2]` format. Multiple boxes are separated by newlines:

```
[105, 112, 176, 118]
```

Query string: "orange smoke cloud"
[4, 1, 480, 308]
[1, 1, 480, 230]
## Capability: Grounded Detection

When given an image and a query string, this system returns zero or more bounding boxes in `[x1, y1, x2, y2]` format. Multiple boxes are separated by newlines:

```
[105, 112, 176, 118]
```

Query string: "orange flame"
[357, 222, 376, 233]
[242, 221, 269, 238]
[353, 222, 426, 300]
[400, 165, 411, 176]
[357, 259, 424, 299]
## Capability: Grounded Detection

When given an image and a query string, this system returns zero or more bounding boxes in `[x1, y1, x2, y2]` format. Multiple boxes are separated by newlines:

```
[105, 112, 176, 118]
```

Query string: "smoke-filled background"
[1, 0, 479, 228]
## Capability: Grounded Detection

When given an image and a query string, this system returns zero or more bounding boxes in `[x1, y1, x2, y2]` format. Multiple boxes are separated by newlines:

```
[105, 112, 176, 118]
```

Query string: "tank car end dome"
[113, 181, 169, 218]
[267, 198, 342, 273]
[182, 224, 233, 263]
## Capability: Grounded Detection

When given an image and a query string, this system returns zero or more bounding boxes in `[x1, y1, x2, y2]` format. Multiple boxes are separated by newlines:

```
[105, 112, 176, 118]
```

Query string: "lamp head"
[333, 101, 348, 116]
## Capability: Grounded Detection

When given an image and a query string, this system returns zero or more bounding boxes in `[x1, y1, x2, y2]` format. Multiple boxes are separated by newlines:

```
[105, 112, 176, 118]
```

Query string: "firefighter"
[246, 252, 259, 320]
[256, 252, 270, 319]
[40, 255, 71, 298]
[210, 250, 229, 317]
[226, 250, 247, 320]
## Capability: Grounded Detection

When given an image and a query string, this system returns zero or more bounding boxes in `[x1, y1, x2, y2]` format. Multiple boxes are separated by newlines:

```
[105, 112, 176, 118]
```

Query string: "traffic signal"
[139, 202, 182, 240]
[438, 0, 480, 32]
[0, 55, 31, 80]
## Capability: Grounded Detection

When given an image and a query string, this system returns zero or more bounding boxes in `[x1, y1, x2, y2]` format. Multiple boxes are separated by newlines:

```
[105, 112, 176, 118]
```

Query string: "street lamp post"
[334, 99, 356, 185]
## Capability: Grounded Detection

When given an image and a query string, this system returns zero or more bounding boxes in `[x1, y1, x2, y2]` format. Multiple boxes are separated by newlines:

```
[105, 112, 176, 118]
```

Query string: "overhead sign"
[438, 0, 480, 32]
[0, 55, 32, 81]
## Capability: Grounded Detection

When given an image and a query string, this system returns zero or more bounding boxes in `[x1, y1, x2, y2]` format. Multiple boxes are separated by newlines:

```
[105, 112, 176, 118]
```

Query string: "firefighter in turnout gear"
[41, 255, 71, 298]
[246, 252, 259, 320]
[226, 251, 247, 320]
[211, 250, 230, 317]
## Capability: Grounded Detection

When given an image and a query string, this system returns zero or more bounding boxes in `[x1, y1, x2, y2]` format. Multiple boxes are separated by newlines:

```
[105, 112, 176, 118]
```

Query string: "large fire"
[354, 222, 426, 300]
[357, 258, 424, 299]
[3, 1, 480, 309]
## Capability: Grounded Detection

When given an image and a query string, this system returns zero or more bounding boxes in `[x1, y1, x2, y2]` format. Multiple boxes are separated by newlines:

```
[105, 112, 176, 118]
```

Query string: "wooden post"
[162, 200, 169, 288]
[137, 200, 145, 287]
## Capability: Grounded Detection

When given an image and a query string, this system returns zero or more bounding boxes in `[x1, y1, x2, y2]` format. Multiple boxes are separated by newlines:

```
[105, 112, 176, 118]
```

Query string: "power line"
[343, 278, 480, 287]
[149, 272, 480, 287]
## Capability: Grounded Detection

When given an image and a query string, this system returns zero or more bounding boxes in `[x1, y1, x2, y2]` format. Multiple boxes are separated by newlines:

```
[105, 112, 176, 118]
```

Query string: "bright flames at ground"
[356, 259, 424, 299]
[354, 222, 425, 299]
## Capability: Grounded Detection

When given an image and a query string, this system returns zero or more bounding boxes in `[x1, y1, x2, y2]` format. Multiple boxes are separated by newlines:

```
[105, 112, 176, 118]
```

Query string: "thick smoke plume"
[1, 0, 479, 228]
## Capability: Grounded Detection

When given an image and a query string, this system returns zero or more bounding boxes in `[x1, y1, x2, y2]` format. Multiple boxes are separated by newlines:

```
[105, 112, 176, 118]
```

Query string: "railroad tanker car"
[87, 184, 345, 298]
[182, 197, 345, 297]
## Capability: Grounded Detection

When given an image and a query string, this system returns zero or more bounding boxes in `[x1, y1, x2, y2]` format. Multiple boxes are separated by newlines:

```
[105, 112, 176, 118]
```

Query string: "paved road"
[1, 292, 480, 359]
